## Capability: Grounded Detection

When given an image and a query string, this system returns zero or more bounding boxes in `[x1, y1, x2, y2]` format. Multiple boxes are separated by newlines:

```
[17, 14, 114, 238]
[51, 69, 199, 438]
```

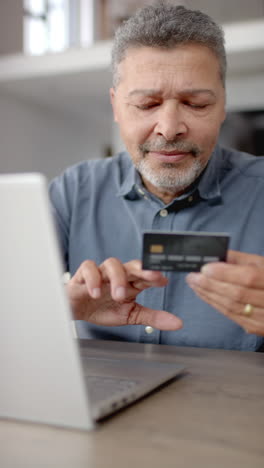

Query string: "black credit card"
[142, 231, 230, 272]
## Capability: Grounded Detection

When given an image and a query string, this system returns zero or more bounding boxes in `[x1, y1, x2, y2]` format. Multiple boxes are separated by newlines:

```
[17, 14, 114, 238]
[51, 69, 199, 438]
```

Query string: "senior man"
[49, 2, 264, 351]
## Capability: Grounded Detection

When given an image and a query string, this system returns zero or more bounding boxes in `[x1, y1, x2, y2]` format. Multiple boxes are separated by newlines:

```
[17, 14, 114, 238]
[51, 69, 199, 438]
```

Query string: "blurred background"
[0, 0, 264, 179]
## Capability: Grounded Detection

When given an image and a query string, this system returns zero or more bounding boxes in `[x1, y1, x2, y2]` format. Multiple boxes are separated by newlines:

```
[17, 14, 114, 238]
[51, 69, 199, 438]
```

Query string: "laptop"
[0, 173, 184, 431]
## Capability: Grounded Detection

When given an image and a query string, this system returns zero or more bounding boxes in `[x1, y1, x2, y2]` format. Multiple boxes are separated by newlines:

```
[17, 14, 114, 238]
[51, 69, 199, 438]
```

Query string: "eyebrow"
[127, 88, 216, 98]
[127, 89, 161, 97]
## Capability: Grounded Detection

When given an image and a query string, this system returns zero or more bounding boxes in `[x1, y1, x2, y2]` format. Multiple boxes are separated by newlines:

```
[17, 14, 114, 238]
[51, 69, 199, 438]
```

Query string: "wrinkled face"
[110, 44, 226, 200]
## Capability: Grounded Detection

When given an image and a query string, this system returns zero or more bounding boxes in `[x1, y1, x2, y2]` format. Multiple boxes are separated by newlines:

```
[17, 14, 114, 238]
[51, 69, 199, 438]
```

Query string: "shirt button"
[145, 326, 154, 334]
[62, 272, 71, 284]
[136, 186, 145, 196]
[159, 209, 168, 217]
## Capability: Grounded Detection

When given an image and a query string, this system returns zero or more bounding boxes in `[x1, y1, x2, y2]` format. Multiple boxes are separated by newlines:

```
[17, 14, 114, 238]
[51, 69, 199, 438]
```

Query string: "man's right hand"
[66, 258, 182, 330]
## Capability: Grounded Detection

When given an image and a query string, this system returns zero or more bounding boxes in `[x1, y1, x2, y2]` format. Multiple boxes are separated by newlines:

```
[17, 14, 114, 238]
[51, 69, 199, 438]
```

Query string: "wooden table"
[1, 339, 264, 468]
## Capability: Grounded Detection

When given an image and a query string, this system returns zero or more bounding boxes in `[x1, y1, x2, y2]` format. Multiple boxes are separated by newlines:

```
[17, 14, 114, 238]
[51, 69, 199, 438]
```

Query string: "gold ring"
[243, 304, 254, 317]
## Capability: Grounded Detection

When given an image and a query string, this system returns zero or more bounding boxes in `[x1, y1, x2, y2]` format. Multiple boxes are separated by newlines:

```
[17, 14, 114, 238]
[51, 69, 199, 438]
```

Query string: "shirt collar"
[117, 160, 143, 200]
[117, 145, 223, 204]
[197, 145, 222, 205]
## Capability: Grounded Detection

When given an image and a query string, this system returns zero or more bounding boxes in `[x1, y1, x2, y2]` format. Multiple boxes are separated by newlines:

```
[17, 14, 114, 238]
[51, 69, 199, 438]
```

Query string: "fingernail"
[186, 273, 199, 285]
[115, 286, 126, 300]
[91, 288, 101, 299]
[201, 264, 212, 274]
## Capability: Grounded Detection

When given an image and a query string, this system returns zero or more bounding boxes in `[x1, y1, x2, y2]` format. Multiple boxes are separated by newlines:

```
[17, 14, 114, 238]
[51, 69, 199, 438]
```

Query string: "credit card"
[142, 231, 230, 272]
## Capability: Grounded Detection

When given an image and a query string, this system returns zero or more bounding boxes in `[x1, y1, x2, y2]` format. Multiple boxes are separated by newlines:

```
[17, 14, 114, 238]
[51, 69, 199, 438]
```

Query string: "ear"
[110, 88, 118, 122]
[221, 101, 226, 123]
[221, 92, 227, 123]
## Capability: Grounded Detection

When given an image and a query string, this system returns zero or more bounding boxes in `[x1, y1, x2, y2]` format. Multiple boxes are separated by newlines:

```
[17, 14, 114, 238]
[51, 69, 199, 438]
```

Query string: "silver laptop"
[0, 173, 184, 431]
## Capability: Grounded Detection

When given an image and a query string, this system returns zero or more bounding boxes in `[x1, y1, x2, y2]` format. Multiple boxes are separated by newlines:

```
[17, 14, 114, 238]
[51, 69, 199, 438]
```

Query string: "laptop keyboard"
[85, 375, 139, 405]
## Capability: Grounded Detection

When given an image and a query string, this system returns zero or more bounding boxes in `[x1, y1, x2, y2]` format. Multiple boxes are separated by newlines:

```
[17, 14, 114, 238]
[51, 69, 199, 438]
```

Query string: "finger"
[130, 278, 168, 291]
[186, 272, 264, 313]
[124, 259, 168, 286]
[189, 280, 264, 321]
[100, 257, 129, 301]
[199, 262, 264, 289]
[127, 303, 183, 330]
[227, 250, 264, 268]
[73, 260, 102, 299]
[191, 285, 264, 336]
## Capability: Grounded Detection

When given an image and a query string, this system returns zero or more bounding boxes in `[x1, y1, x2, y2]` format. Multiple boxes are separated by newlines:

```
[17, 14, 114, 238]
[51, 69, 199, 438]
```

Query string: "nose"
[154, 101, 188, 141]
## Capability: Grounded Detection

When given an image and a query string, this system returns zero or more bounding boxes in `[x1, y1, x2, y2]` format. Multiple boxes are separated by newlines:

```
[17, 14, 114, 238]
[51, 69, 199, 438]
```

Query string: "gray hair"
[111, 2, 226, 88]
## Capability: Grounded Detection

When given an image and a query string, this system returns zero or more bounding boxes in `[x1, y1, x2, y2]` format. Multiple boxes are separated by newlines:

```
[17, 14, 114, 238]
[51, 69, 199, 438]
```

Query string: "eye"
[135, 103, 159, 110]
[184, 101, 208, 109]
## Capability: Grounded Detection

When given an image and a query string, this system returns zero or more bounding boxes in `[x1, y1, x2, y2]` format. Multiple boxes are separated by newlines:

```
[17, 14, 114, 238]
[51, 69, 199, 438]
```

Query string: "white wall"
[0, 92, 113, 180]
[0, 0, 264, 178]
[227, 72, 264, 111]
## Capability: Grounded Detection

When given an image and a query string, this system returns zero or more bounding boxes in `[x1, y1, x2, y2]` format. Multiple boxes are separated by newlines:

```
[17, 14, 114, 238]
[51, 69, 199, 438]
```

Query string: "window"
[24, 0, 69, 55]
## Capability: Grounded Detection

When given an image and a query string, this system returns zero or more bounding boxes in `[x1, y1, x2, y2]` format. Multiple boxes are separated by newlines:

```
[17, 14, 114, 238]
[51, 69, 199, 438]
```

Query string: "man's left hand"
[186, 250, 264, 336]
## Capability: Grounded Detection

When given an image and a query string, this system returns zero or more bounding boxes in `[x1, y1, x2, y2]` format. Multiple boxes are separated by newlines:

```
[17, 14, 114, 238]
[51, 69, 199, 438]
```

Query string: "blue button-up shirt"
[49, 145, 264, 351]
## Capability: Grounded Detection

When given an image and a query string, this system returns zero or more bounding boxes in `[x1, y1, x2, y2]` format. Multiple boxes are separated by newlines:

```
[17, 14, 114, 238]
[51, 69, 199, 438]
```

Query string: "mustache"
[139, 139, 202, 157]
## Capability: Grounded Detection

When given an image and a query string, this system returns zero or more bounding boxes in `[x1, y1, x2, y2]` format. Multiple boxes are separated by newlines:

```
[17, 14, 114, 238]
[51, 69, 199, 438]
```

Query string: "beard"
[135, 138, 206, 193]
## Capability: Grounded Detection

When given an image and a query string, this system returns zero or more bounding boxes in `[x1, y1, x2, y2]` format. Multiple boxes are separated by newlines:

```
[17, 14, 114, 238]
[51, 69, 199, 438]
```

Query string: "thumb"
[227, 250, 264, 268]
[130, 304, 183, 331]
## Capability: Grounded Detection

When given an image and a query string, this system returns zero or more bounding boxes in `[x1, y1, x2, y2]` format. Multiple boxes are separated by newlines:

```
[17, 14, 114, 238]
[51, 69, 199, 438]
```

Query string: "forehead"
[116, 44, 223, 91]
